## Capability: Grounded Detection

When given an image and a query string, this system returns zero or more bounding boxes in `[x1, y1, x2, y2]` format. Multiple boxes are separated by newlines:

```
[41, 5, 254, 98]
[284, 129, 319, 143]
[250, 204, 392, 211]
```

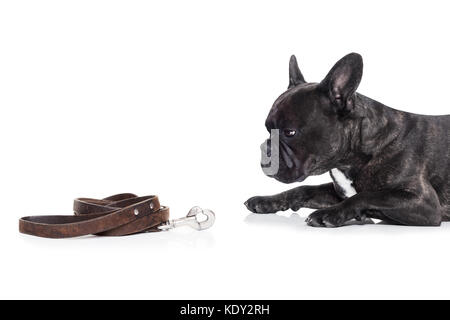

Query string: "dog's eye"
[283, 129, 296, 137]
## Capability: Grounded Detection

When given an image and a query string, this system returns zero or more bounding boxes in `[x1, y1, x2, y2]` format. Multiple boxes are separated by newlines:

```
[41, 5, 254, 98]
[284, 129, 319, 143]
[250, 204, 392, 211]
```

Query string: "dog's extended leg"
[245, 183, 344, 214]
[306, 188, 442, 227]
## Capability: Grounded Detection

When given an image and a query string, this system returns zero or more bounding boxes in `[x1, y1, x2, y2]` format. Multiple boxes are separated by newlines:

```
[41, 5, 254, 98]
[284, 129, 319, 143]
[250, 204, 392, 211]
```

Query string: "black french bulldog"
[245, 53, 450, 227]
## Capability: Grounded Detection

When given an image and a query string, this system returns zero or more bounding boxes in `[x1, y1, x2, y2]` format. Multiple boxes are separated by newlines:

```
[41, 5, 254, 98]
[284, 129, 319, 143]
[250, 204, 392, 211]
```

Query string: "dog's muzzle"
[261, 129, 280, 176]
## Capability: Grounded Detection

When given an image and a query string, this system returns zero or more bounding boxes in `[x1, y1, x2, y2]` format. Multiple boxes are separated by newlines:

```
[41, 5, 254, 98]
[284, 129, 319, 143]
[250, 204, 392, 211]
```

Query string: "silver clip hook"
[158, 206, 215, 231]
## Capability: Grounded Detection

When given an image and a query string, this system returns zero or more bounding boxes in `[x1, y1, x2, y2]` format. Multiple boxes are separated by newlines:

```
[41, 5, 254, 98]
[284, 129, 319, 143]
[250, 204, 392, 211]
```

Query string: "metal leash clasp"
[158, 206, 215, 231]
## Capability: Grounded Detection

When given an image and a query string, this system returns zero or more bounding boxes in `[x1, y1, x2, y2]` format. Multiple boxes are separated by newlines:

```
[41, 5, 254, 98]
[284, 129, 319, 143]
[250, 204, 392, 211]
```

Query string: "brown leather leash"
[19, 193, 215, 238]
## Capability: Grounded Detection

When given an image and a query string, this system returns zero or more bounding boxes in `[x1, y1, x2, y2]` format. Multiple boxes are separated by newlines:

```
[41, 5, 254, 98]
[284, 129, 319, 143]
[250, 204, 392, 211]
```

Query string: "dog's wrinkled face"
[261, 53, 363, 183]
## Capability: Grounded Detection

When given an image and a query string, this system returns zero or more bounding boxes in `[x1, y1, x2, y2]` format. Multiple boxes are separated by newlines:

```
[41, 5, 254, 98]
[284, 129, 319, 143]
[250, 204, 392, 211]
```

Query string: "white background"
[1, 0, 450, 299]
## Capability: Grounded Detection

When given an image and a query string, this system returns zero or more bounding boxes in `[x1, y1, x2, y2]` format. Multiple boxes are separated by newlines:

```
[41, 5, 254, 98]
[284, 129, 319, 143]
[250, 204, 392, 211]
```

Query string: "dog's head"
[261, 53, 363, 183]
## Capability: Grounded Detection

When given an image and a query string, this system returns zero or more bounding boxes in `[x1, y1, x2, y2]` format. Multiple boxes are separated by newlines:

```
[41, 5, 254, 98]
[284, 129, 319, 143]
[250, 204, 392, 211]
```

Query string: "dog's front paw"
[244, 195, 288, 214]
[306, 207, 350, 228]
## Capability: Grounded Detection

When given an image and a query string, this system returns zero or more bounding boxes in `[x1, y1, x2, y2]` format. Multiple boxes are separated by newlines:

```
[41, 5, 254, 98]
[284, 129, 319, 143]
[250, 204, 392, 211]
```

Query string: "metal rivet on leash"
[158, 206, 215, 231]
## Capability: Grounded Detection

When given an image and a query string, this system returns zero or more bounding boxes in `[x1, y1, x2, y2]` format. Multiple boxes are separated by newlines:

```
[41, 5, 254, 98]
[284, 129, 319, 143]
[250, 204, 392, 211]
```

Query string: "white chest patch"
[331, 168, 357, 198]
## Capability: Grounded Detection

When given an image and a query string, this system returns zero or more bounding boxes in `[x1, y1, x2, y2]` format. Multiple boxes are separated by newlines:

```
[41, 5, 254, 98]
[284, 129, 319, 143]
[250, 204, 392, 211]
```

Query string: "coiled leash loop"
[19, 193, 215, 238]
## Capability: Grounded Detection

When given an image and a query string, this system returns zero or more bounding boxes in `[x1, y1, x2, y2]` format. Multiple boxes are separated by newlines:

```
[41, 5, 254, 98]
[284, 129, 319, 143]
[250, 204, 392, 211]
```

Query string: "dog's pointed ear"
[288, 55, 306, 89]
[320, 53, 363, 115]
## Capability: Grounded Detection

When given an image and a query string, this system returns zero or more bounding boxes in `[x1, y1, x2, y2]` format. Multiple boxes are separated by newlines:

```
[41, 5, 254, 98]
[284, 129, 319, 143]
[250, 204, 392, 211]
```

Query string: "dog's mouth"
[274, 172, 307, 183]
[261, 151, 310, 184]
[261, 161, 309, 183]
[260, 136, 316, 183]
